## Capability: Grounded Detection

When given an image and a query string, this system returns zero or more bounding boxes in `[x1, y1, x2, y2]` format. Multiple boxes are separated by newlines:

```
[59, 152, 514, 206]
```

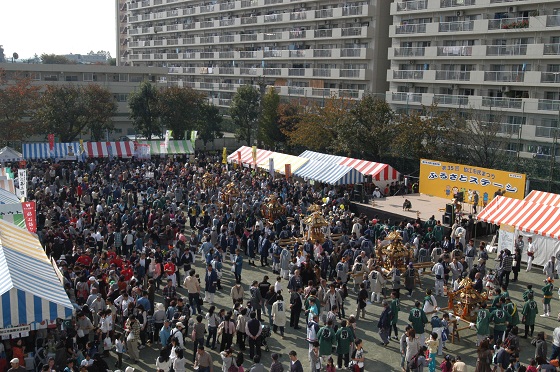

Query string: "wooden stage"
[351, 193, 461, 227]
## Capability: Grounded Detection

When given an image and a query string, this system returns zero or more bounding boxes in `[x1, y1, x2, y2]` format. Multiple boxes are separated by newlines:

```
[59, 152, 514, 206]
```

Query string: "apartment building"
[116, 0, 391, 107]
[0, 63, 167, 139]
[387, 0, 560, 158]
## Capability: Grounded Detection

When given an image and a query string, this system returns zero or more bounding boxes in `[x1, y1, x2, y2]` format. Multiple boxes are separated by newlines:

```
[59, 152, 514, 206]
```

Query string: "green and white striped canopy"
[137, 140, 195, 155]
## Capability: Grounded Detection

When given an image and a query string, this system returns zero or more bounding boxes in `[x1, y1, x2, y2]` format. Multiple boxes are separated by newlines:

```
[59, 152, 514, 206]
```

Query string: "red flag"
[22, 201, 37, 233]
[237, 151, 241, 165]
[48, 134, 55, 151]
[285, 164, 291, 179]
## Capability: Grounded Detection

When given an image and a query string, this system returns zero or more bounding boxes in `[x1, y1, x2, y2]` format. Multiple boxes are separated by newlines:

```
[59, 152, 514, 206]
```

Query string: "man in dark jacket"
[288, 350, 303, 372]
[290, 286, 303, 329]
[378, 300, 392, 346]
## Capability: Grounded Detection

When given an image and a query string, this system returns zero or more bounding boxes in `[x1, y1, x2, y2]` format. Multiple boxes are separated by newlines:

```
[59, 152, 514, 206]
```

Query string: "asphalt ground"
[110, 243, 559, 372]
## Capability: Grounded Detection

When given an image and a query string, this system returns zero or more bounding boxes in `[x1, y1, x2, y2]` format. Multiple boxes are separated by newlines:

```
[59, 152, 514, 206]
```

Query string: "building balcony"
[315, 9, 333, 18]
[538, 99, 560, 111]
[393, 47, 426, 57]
[481, 96, 523, 109]
[488, 17, 529, 31]
[484, 71, 525, 82]
[391, 92, 423, 103]
[440, 0, 475, 7]
[546, 15, 560, 27]
[313, 69, 331, 77]
[544, 44, 560, 56]
[435, 70, 471, 81]
[439, 21, 474, 32]
[541, 73, 560, 84]
[486, 44, 527, 56]
[220, 2, 236, 10]
[392, 70, 425, 80]
[395, 23, 427, 34]
[396, 0, 428, 11]
[436, 46, 472, 56]
[433, 94, 469, 106]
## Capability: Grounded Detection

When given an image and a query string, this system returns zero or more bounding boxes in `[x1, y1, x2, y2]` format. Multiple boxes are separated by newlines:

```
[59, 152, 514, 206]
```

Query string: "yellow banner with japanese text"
[419, 159, 526, 205]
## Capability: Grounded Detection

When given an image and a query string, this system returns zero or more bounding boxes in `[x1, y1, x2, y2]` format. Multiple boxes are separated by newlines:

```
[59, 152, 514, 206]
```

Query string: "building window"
[83, 73, 98, 81]
[25, 72, 41, 80]
[65, 75, 78, 82]
[119, 73, 129, 82]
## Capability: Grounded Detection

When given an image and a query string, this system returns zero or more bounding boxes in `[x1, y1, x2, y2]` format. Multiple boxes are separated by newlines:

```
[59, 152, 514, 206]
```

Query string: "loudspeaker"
[456, 192, 464, 202]
[446, 203, 454, 215]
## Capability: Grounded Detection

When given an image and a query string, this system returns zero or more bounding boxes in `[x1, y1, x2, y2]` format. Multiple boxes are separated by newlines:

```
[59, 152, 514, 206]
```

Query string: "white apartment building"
[387, 0, 560, 158]
[115, 0, 391, 106]
[0, 63, 168, 139]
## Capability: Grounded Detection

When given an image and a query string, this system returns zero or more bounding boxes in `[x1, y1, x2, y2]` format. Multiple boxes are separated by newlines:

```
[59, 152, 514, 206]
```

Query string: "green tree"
[198, 103, 223, 147]
[128, 81, 161, 139]
[350, 95, 395, 160]
[40, 54, 71, 64]
[159, 86, 205, 139]
[0, 70, 40, 144]
[230, 85, 260, 146]
[259, 87, 284, 149]
[34, 84, 116, 142]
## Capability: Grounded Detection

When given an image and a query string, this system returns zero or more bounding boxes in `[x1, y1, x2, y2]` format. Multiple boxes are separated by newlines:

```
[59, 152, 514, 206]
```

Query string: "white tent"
[0, 147, 23, 163]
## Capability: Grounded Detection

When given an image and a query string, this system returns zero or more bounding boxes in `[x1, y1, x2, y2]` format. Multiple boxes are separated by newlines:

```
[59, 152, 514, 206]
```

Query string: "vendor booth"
[227, 146, 273, 168]
[477, 195, 560, 266]
[0, 147, 23, 164]
[0, 189, 25, 229]
[136, 140, 195, 156]
[22, 143, 80, 160]
[0, 219, 74, 330]
[294, 159, 364, 185]
[84, 141, 134, 158]
[299, 150, 400, 182]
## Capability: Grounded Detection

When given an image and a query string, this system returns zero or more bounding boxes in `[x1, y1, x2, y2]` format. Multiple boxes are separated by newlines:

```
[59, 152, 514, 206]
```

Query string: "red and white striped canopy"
[477, 195, 560, 239]
[524, 190, 560, 208]
[85, 142, 134, 158]
[227, 146, 274, 167]
[339, 157, 400, 182]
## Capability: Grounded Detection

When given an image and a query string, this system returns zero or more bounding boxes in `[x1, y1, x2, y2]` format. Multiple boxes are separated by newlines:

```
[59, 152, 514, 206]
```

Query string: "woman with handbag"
[350, 338, 365, 372]
[124, 314, 141, 363]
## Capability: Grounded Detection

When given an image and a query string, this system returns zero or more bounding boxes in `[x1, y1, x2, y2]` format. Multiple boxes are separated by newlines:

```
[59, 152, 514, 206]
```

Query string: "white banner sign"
[17, 169, 27, 198]
[0, 325, 30, 338]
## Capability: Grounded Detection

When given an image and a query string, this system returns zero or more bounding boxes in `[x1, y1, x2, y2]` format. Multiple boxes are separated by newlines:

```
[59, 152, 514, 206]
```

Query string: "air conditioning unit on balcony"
[508, 6, 517, 13]
[407, 83, 415, 89]
[409, 60, 415, 65]
[502, 86, 511, 93]
[456, 10, 464, 17]
[452, 84, 458, 90]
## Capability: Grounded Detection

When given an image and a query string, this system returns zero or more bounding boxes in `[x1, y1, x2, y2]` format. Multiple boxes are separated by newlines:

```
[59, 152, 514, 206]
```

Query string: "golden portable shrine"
[302, 209, 329, 244]
[260, 195, 286, 222]
[201, 172, 216, 188]
[376, 231, 414, 271]
[221, 182, 240, 205]
[447, 277, 488, 322]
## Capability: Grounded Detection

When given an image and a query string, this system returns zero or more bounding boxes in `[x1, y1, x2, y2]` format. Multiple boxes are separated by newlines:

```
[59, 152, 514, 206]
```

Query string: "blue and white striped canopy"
[0, 219, 73, 328]
[299, 150, 345, 164]
[22, 142, 81, 160]
[294, 159, 364, 185]
[0, 189, 20, 205]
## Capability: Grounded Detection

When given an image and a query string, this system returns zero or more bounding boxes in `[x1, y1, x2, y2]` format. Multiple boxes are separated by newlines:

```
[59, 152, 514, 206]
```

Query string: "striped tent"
[299, 150, 345, 164]
[294, 159, 364, 185]
[0, 219, 74, 328]
[0, 189, 20, 205]
[339, 157, 400, 182]
[137, 140, 194, 155]
[0, 147, 23, 163]
[0, 179, 15, 194]
[298, 150, 400, 182]
[227, 146, 274, 167]
[259, 152, 309, 174]
[85, 141, 134, 158]
[477, 196, 560, 239]
[22, 142, 80, 160]
[524, 190, 560, 208]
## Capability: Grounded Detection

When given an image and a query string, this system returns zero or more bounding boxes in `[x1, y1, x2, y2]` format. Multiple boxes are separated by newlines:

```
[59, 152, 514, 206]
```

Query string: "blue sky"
[1, 0, 116, 59]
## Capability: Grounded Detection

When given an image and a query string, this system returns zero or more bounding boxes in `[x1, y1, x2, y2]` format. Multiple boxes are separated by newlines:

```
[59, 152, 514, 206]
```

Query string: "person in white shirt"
[274, 277, 283, 294]
[526, 237, 536, 272]
[422, 289, 437, 314]
[170, 322, 185, 349]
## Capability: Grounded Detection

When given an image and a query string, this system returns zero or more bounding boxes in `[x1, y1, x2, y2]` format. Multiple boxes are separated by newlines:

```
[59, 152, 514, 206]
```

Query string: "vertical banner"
[47, 134, 55, 152]
[222, 147, 227, 164]
[237, 151, 242, 165]
[285, 164, 291, 179]
[79, 139, 84, 154]
[497, 224, 515, 255]
[165, 130, 172, 150]
[252, 146, 257, 166]
[191, 130, 198, 142]
[21, 201, 36, 233]
[269, 157, 275, 178]
[17, 169, 27, 199]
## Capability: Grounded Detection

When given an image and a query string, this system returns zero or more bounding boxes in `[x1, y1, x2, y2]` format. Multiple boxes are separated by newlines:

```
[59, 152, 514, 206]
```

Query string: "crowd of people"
[0, 153, 558, 372]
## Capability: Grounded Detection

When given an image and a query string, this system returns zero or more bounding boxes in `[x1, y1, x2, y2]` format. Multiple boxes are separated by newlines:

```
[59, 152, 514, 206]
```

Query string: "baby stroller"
[260, 325, 271, 352]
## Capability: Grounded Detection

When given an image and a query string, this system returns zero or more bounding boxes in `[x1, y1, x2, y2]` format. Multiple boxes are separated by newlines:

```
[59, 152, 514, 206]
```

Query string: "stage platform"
[351, 193, 462, 227]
